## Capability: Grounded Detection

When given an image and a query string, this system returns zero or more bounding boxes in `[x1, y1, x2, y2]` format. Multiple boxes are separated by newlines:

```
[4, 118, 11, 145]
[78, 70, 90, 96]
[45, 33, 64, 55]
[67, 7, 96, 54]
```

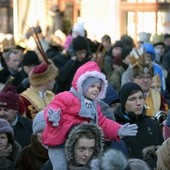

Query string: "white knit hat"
[32, 111, 45, 134]
[72, 22, 85, 38]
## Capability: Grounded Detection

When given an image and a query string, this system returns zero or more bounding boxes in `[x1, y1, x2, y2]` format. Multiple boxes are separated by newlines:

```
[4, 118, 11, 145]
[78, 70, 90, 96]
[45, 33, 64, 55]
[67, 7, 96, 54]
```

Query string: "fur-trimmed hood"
[29, 62, 58, 87]
[71, 61, 108, 100]
[65, 123, 104, 166]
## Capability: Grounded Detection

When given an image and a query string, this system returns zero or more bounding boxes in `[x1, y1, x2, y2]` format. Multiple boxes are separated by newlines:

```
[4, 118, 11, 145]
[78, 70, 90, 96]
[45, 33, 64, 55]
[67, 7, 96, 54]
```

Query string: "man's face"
[75, 50, 87, 61]
[125, 91, 144, 115]
[0, 107, 17, 123]
[6, 52, 21, 71]
[133, 74, 152, 93]
[155, 45, 165, 56]
[75, 137, 95, 165]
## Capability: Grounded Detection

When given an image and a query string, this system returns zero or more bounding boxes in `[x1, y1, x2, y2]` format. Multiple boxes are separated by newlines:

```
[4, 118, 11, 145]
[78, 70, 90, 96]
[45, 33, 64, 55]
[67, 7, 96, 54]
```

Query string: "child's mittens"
[47, 108, 61, 126]
[118, 123, 138, 137]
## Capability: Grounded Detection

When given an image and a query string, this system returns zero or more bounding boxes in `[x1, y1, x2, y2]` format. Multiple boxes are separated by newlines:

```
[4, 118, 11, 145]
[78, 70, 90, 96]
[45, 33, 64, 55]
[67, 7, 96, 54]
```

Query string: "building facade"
[0, 0, 170, 44]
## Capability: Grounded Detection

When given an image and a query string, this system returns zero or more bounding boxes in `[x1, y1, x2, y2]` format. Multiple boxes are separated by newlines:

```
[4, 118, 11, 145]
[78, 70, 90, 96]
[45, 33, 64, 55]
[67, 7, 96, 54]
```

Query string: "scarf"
[70, 87, 98, 123]
[0, 143, 12, 158]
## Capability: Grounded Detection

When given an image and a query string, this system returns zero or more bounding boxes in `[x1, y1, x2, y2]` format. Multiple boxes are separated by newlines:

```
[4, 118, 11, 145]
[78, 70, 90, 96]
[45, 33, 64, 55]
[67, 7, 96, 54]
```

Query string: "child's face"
[85, 82, 101, 100]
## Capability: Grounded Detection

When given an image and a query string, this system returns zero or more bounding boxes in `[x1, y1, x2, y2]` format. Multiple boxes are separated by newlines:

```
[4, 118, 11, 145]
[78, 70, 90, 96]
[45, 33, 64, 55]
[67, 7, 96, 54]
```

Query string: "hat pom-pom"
[33, 63, 48, 74]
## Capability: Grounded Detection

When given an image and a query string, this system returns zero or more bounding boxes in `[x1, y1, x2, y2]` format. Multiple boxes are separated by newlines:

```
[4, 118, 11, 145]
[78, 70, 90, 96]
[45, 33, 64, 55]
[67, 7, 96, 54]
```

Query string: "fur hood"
[71, 61, 108, 100]
[0, 141, 21, 170]
[90, 149, 128, 170]
[65, 123, 104, 166]
[101, 150, 128, 170]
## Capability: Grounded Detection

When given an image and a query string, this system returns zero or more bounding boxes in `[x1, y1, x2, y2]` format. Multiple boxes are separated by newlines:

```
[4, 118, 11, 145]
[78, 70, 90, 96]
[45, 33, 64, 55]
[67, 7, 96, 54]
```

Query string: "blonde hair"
[151, 74, 161, 93]
[152, 74, 161, 86]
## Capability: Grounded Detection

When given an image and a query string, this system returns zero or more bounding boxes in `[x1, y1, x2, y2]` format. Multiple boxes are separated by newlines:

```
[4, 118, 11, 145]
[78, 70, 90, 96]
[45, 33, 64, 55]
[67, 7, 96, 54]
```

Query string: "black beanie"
[73, 36, 88, 51]
[22, 50, 40, 66]
[119, 82, 143, 109]
[153, 42, 166, 48]
[121, 47, 132, 60]
[113, 40, 124, 49]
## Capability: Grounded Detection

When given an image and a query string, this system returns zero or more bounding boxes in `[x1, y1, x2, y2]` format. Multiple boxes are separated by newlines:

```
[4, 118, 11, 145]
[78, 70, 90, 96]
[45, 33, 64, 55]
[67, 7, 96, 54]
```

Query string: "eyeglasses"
[135, 75, 152, 80]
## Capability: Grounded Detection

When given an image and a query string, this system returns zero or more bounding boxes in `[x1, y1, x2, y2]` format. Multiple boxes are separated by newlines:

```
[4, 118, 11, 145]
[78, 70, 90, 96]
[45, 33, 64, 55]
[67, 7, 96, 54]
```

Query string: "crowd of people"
[0, 21, 170, 170]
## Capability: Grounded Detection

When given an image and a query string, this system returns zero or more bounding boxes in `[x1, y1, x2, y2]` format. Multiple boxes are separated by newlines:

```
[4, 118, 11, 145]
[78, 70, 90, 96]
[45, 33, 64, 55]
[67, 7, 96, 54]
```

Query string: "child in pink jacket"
[42, 61, 138, 169]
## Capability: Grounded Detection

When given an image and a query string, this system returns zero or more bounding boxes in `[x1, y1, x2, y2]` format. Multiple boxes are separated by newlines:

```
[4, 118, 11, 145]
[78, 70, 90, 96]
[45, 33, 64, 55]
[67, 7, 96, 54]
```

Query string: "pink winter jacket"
[42, 61, 121, 146]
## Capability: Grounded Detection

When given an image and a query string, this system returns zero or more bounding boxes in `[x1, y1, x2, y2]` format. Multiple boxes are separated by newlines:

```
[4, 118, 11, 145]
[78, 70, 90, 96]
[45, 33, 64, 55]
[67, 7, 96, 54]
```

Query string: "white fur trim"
[77, 71, 108, 100]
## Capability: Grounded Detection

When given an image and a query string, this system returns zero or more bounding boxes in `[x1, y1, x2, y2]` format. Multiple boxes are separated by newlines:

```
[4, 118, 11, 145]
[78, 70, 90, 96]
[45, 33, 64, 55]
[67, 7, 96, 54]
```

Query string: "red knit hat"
[29, 62, 58, 86]
[0, 86, 19, 110]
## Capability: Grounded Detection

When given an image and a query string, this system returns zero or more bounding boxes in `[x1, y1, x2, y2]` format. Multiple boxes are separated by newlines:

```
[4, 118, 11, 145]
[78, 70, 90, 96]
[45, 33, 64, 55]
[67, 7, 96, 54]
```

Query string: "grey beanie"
[82, 77, 102, 96]
[32, 111, 45, 134]
[0, 118, 14, 143]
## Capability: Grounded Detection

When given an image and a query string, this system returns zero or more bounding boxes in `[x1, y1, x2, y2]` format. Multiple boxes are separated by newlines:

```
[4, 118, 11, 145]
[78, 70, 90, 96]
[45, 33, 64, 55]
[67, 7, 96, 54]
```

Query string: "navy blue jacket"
[13, 114, 32, 148]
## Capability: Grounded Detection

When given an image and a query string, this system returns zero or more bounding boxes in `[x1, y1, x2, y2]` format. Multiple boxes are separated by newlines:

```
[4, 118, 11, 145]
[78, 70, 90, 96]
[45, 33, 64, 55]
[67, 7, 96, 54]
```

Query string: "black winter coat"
[0, 66, 25, 89]
[13, 114, 32, 148]
[113, 106, 164, 169]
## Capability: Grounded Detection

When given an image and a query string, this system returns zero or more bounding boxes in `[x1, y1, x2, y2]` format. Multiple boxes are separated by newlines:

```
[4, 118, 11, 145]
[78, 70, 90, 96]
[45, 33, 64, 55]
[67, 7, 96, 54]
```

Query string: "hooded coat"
[43, 61, 121, 146]
[0, 141, 21, 170]
[65, 123, 103, 170]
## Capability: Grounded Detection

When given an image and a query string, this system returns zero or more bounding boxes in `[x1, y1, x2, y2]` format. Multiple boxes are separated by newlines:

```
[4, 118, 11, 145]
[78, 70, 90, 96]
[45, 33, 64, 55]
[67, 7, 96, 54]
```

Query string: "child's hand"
[118, 123, 138, 137]
[47, 108, 61, 126]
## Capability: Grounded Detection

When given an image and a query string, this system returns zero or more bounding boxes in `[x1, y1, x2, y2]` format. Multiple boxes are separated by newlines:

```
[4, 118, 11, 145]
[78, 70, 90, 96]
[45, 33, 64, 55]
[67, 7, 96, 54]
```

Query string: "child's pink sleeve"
[98, 107, 121, 141]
